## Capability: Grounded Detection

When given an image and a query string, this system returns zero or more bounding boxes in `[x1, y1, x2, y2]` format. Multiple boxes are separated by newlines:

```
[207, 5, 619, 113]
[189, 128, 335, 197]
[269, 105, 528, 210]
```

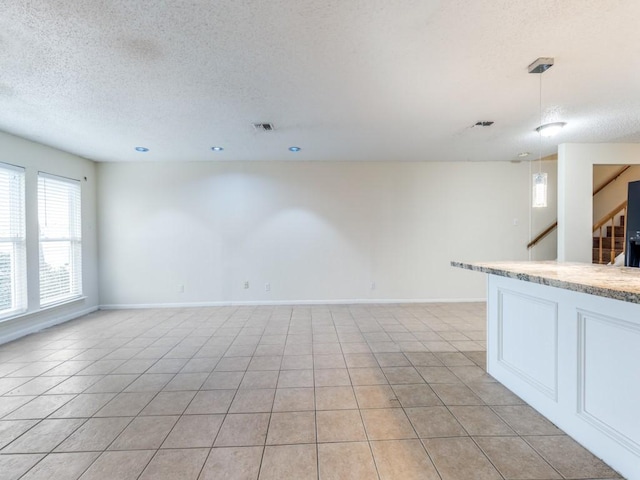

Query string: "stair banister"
[592, 200, 628, 264]
[527, 222, 558, 249]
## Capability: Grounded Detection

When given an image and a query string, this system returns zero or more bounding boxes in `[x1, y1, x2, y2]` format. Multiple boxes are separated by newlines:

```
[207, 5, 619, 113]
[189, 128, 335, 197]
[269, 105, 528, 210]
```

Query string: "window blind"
[0, 163, 27, 318]
[38, 173, 82, 306]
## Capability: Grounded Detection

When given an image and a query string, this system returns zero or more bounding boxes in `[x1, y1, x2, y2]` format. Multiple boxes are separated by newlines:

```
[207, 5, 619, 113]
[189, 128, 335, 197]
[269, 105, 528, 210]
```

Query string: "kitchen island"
[453, 261, 640, 480]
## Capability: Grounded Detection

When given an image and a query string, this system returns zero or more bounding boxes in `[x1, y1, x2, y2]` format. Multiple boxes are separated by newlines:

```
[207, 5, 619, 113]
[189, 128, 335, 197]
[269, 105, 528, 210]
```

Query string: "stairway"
[593, 214, 625, 264]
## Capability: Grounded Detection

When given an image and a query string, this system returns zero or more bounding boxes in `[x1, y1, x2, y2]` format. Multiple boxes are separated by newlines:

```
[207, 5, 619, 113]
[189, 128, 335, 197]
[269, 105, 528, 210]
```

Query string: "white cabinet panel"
[497, 289, 558, 400]
[578, 310, 640, 456]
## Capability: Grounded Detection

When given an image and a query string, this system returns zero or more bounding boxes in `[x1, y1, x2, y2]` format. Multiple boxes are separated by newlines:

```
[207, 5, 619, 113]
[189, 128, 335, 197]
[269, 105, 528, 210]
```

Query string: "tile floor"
[0, 303, 623, 480]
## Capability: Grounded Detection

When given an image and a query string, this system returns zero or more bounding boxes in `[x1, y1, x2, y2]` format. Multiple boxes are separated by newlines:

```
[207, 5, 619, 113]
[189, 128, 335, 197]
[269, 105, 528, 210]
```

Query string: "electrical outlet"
[178, 285, 184, 293]
[265, 283, 271, 292]
[243, 281, 249, 289]
[513, 218, 519, 226]
[371, 282, 376, 290]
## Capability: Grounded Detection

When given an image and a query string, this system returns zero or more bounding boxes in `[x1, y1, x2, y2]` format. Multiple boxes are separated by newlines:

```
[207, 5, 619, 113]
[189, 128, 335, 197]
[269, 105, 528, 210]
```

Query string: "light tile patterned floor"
[0, 303, 623, 479]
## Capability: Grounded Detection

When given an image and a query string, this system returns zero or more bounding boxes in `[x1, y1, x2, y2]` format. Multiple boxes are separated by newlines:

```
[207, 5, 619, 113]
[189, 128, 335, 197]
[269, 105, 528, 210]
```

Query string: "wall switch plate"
[178, 285, 184, 293]
[265, 283, 270, 292]
[371, 282, 376, 290]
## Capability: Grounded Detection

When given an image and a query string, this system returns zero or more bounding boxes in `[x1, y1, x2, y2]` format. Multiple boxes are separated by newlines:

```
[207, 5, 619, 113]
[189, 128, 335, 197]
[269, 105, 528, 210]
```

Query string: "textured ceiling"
[1, 0, 639, 162]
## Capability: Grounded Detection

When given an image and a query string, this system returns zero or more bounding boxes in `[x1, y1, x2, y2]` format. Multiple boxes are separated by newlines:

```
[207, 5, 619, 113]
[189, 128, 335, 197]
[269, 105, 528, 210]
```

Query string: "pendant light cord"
[538, 72, 543, 174]
[528, 153, 533, 260]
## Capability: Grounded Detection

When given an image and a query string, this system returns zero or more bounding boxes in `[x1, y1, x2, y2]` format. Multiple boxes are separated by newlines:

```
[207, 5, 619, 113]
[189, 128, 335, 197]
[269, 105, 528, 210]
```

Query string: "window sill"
[40, 296, 87, 312]
[0, 308, 28, 324]
[0, 296, 87, 325]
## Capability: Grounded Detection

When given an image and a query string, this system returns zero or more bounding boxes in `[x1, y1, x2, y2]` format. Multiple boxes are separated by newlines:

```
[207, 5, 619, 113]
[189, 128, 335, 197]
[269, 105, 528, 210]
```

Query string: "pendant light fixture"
[532, 172, 548, 208]
[536, 122, 566, 137]
[528, 57, 555, 208]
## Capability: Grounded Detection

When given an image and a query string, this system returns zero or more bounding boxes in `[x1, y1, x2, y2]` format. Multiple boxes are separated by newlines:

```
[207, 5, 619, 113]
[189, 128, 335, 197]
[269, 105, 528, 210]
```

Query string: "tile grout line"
[312, 310, 320, 480]
[350, 310, 384, 480]
[376, 311, 444, 480]
[253, 307, 282, 480]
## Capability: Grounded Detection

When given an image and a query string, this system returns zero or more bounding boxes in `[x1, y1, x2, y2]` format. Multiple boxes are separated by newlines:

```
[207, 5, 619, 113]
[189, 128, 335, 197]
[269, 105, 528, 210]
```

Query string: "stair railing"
[527, 221, 558, 249]
[592, 165, 630, 196]
[592, 201, 627, 264]
[528, 165, 631, 251]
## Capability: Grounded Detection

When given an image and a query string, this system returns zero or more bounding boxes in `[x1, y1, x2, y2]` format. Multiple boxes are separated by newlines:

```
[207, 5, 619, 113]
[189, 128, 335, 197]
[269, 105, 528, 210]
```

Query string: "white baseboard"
[99, 297, 486, 310]
[0, 305, 99, 346]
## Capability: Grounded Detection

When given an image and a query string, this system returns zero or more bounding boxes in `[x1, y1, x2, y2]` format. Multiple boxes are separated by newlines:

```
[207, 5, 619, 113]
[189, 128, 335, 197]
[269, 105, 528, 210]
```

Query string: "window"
[38, 173, 82, 306]
[0, 163, 27, 319]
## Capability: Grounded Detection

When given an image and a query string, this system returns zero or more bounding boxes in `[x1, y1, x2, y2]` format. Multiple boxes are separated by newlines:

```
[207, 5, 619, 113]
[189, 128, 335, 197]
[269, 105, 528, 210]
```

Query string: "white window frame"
[38, 172, 82, 307]
[0, 162, 27, 320]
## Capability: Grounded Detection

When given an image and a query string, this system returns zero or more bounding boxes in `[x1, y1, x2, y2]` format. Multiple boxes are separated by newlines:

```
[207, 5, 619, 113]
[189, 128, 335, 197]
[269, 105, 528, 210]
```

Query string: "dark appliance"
[625, 180, 640, 267]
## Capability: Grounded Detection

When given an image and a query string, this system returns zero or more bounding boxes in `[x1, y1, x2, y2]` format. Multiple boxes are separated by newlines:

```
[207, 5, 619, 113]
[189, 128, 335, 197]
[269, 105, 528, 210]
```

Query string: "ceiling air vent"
[474, 121, 494, 127]
[253, 123, 274, 131]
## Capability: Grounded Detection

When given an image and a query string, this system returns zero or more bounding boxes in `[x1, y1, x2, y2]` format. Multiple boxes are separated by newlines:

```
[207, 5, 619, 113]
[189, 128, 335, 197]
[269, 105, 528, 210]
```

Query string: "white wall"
[98, 160, 537, 306]
[558, 144, 640, 262]
[0, 131, 98, 343]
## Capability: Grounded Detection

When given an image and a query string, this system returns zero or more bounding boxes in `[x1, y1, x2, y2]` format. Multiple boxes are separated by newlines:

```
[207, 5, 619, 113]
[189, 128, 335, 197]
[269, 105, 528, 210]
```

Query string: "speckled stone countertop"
[451, 260, 640, 304]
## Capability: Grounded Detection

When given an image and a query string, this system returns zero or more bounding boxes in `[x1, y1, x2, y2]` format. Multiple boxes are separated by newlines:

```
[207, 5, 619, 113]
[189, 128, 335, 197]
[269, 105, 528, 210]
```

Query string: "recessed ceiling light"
[535, 122, 567, 137]
[288, 146, 301, 152]
[211, 146, 224, 151]
[135, 147, 149, 152]
[518, 152, 530, 158]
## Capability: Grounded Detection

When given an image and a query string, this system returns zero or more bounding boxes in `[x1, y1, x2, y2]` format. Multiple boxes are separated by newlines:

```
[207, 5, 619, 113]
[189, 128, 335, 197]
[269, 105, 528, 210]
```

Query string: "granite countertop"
[451, 260, 640, 304]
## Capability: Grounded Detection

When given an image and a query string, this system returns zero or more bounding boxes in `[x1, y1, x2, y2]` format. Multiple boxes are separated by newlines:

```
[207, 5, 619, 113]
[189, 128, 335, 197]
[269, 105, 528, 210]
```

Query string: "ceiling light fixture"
[135, 147, 149, 152]
[535, 122, 567, 137]
[288, 146, 301, 152]
[211, 146, 224, 151]
[528, 57, 554, 74]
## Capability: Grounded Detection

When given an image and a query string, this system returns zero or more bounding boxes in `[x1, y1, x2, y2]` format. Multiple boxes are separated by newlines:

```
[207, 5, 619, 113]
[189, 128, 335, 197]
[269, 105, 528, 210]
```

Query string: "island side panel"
[486, 274, 640, 480]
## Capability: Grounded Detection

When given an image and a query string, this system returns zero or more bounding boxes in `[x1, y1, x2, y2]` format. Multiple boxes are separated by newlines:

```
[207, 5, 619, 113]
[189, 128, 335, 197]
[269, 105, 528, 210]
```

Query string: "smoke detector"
[253, 123, 274, 131]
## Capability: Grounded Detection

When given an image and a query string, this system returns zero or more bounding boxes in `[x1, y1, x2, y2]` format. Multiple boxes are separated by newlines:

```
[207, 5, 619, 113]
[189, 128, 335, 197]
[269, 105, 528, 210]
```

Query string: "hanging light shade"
[532, 172, 548, 208]
[535, 122, 566, 137]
